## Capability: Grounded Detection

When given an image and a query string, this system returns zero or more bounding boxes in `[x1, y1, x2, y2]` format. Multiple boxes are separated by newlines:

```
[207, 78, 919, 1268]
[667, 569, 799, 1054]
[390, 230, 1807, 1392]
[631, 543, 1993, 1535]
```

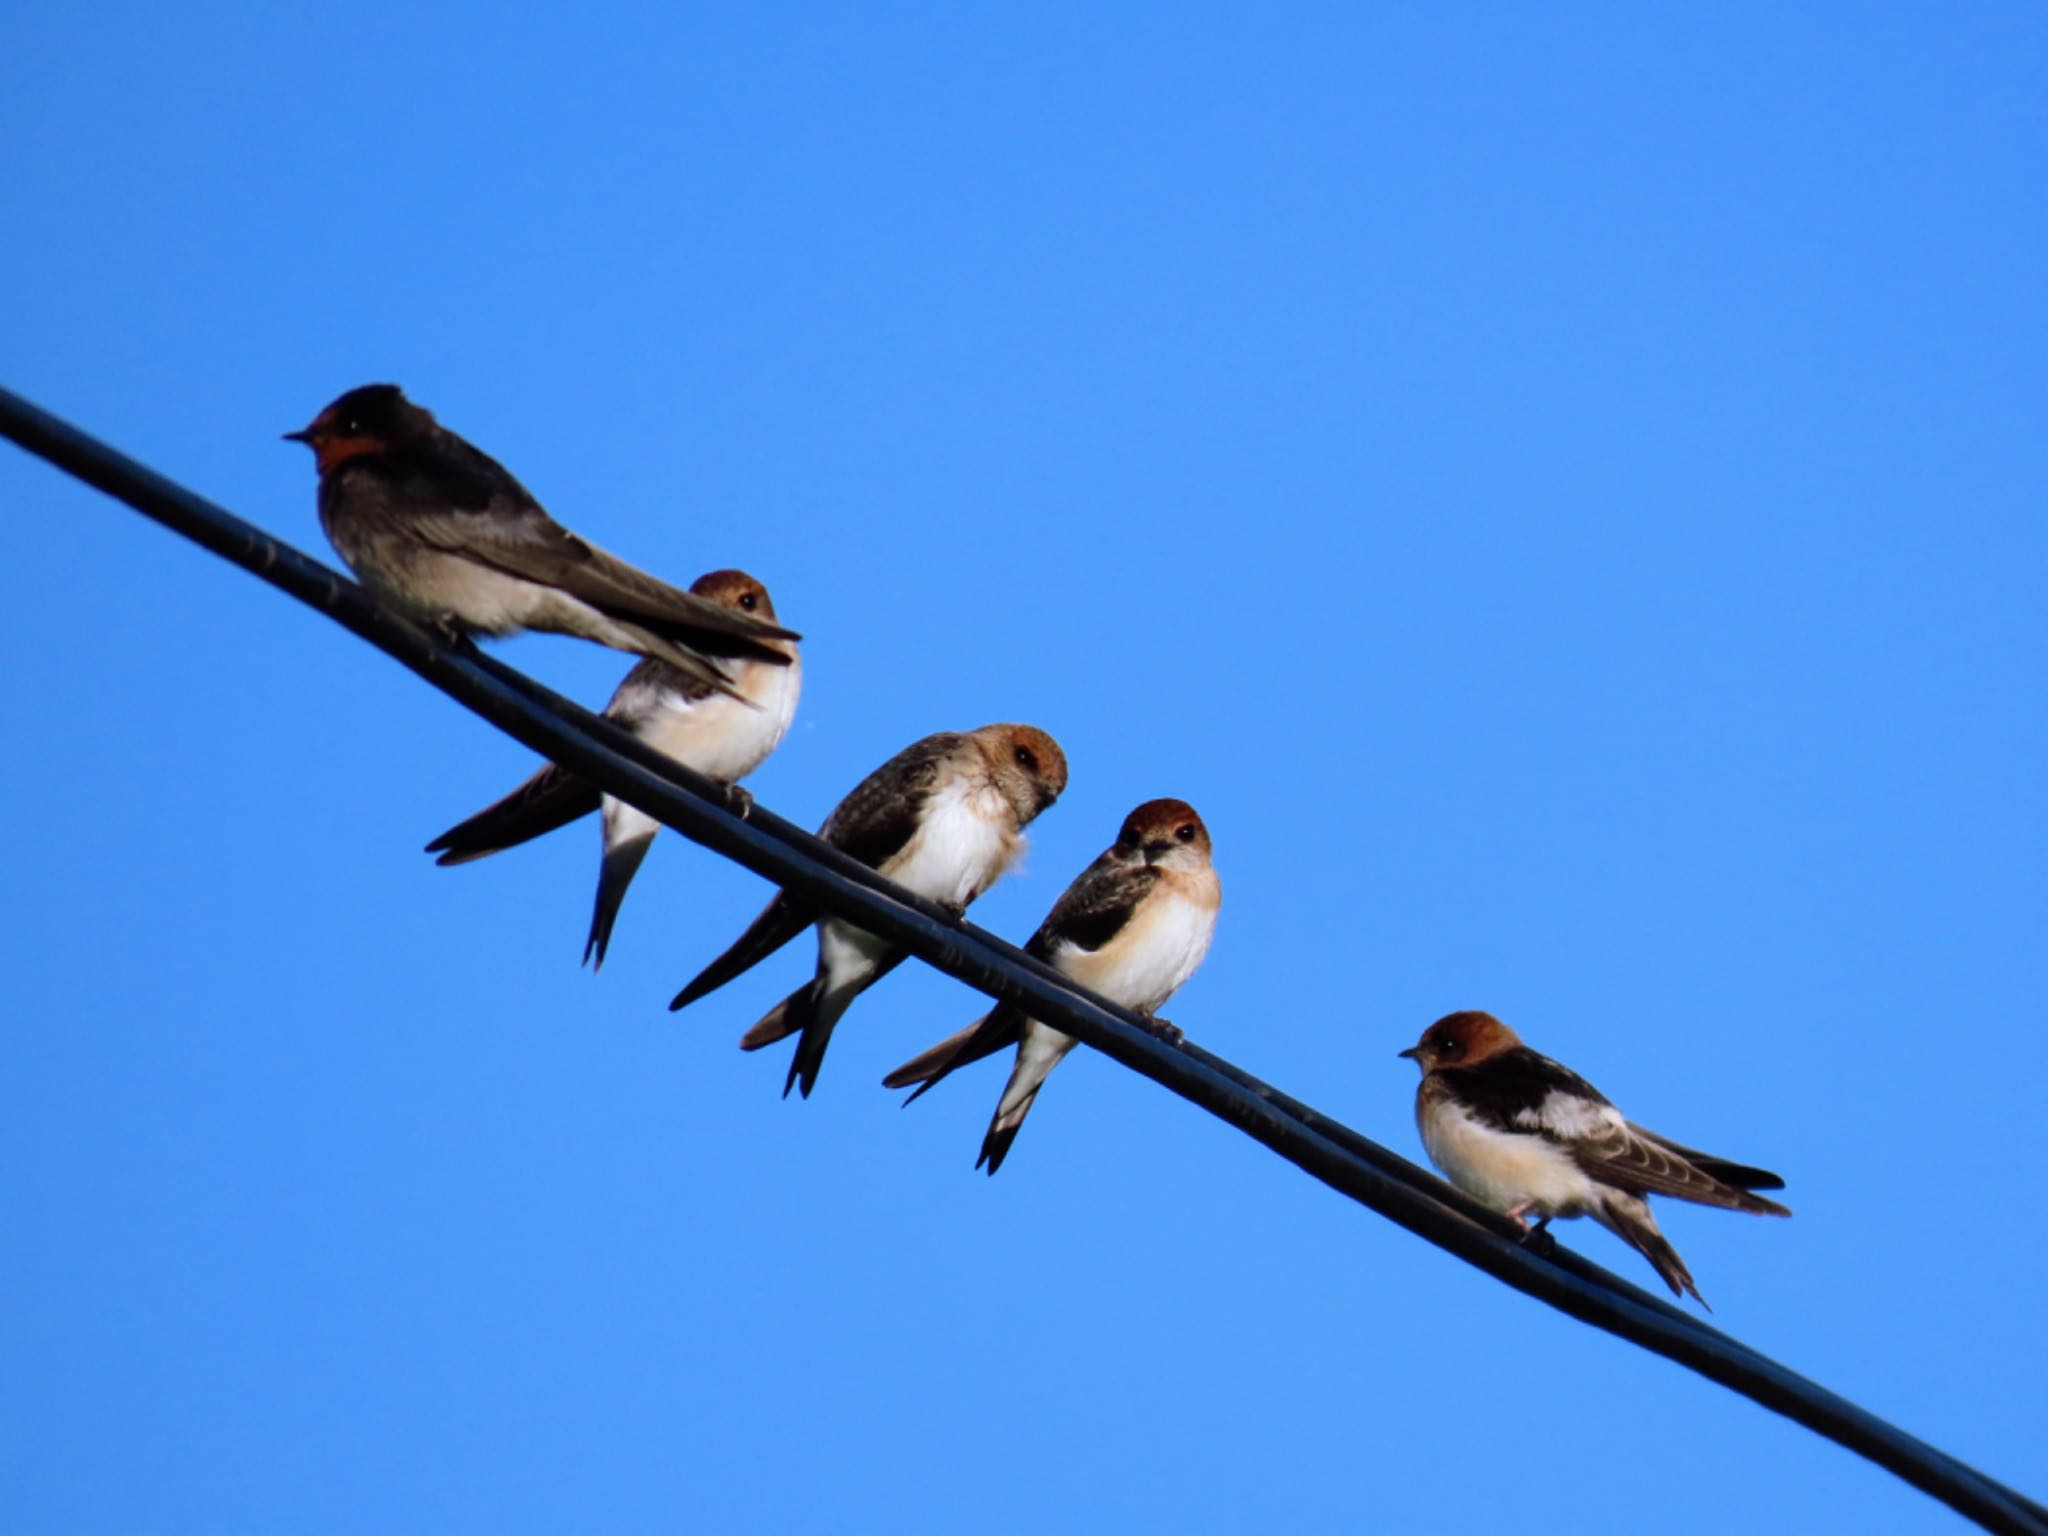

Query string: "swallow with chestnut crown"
[285, 384, 797, 695]
[423, 569, 801, 969]
[884, 799, 1219, 1174]
[1400, 1010, 1789, 1305]
[669, 725, 1069, 1099]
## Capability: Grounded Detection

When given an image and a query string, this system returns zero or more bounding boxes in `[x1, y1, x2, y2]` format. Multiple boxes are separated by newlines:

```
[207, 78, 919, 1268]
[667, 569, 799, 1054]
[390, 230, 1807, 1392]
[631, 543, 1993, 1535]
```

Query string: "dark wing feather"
[420, 513, 794, 660]
[882, 1005, 1027, 1103]
[1630, 1126, 1786, 1192]
[668, 891, 814, 1012]
[387, 431, 534, 514]
[1031, 853, 1155, 956]
[818, 735, 959, 871]
[395, 435, 797, 657]
[1582, 1125, 1791, 1215]
[1439, 1047, 1612, 1135]
[1572, 1122, 1785, 1220]
[426, 763, 601, 864]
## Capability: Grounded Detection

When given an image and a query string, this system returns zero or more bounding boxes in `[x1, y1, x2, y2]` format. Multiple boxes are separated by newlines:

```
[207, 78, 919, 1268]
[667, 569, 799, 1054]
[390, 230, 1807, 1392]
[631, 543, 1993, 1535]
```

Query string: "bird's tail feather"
[784, 982, 864, 1100]
[737, 980, 857, 1100]
[583, 833, 655, 971]
[973, 1033, 1069, 1176]
[1598, 1193, 1707, 1308]
[425, 764, 600, 864]
[976, 1089, 1038, 1176]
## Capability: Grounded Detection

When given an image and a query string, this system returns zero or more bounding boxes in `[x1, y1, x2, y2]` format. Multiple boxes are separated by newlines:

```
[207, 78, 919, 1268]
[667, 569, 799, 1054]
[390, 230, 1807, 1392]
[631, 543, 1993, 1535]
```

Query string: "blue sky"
[3, 5, 2043, 1532]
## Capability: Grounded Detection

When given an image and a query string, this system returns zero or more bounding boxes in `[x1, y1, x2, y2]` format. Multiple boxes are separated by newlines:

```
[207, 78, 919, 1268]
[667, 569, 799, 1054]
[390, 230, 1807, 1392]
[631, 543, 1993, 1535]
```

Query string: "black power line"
[4, 383, 2042, 1536]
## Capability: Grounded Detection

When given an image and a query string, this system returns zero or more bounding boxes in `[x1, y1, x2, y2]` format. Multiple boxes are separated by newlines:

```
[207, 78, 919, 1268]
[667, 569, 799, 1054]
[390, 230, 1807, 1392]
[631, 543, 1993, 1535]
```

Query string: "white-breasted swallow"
[669, 724, 1069, 1098]
[424, 569, 801, 968]
[884, 799, 1220, 1173]
[1401, 1010, 1789, 1305]
[285, 384, 796, 695]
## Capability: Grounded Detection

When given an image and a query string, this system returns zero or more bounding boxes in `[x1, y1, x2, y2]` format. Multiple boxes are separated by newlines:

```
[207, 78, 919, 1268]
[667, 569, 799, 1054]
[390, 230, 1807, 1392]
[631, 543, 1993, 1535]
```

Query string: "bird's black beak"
[1142, 839, 1173, 863]
[282, 428, 314, 444]
[1397, 1046, 1421, 1060]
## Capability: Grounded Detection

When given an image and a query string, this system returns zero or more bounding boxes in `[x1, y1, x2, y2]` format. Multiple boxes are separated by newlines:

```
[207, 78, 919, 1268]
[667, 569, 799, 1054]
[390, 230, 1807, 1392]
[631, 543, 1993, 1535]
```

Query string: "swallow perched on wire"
[883, 799, 1220, 1174]
[284, 384, 796, 695]
[422, 569, 801, 969]
[1400, 1011, 1789, 1305]
[669, 724, 1069, 1098]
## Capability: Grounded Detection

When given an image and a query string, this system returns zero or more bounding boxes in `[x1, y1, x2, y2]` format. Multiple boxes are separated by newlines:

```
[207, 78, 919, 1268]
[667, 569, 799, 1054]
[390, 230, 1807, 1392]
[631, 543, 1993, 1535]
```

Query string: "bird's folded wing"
[426, 762, 601, 864]
[669, 891, 814, 1012]
[1035, 854, 1156, 954]
[1630, 1124, 1786, 1192]
[410, 506, 797, 650]
[1571, 1121, 1790, 1215]
[818, 741, 953, 871]
[883, 1005, 1026, 1100]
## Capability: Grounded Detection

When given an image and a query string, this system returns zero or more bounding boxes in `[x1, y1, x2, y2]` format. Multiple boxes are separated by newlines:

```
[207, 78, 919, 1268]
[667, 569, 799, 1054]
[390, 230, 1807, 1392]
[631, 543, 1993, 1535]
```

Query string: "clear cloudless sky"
[2, 6, 2043, 1533]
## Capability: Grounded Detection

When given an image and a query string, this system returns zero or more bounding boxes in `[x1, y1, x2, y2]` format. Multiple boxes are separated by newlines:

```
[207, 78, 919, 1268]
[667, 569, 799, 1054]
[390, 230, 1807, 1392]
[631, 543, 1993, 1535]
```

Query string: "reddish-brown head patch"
[689, 568, 778, 621]
[1117, 798, 1210, 858]
[305, 432, 387, 473]
[974, 723, 1069, 819]
[285, 383, 430, 475]
[1403, 1010, 1523, 1070]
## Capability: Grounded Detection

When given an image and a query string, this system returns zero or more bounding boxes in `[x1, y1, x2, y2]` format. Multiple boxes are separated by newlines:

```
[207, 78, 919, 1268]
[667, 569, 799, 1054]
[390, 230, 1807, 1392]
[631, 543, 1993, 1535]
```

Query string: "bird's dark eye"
[738, 591, 758, 611]
[340, 417, 362, 434]
[1175, 824, 1196, 842]
[1014, 746, 1038, 773]
[1436, 1035, 1461, 1055]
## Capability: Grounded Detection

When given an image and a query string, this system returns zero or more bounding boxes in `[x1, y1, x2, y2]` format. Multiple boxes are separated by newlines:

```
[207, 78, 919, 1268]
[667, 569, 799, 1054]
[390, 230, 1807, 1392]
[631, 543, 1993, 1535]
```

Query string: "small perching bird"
[884, 799, 1220, 1173]
[423, 569, 801, 969]
[286, 383, 796, 695]
[669, 724, 1070, 1099]
[1400, 1010, 1789, 1305]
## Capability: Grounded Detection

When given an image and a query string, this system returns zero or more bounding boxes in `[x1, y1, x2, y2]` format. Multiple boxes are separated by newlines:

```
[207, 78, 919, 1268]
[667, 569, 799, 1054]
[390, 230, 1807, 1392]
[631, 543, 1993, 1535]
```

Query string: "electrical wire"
[4, 383, 2042, 1536]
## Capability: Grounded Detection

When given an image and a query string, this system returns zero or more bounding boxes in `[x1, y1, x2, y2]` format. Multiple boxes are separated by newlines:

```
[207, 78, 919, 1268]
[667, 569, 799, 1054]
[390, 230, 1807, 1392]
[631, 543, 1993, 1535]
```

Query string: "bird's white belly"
[884, 780, 1017, 908]
[642, 661, 797, 783]
[1421, 1103, 1598, 1218]
[1060, 889, 1216, 1013]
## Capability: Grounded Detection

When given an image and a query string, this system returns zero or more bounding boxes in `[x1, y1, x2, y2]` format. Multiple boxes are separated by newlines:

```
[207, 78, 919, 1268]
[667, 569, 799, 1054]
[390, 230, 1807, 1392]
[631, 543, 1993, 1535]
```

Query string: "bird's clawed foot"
[722, 783, 755, 820]
[1502, 1206, 1555, 1254]
[1138, 1012, 1184, 1046]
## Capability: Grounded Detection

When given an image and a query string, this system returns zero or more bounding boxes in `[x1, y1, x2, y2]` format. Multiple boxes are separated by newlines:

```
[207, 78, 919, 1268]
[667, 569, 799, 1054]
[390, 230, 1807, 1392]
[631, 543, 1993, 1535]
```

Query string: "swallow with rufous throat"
[1400, 1010, 1789, 1305]
[669, 725, 1069, 1099]
[422, 569, 801, 969]
[285, 383, 796, 695]
[884, 799, 1220, 1174]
